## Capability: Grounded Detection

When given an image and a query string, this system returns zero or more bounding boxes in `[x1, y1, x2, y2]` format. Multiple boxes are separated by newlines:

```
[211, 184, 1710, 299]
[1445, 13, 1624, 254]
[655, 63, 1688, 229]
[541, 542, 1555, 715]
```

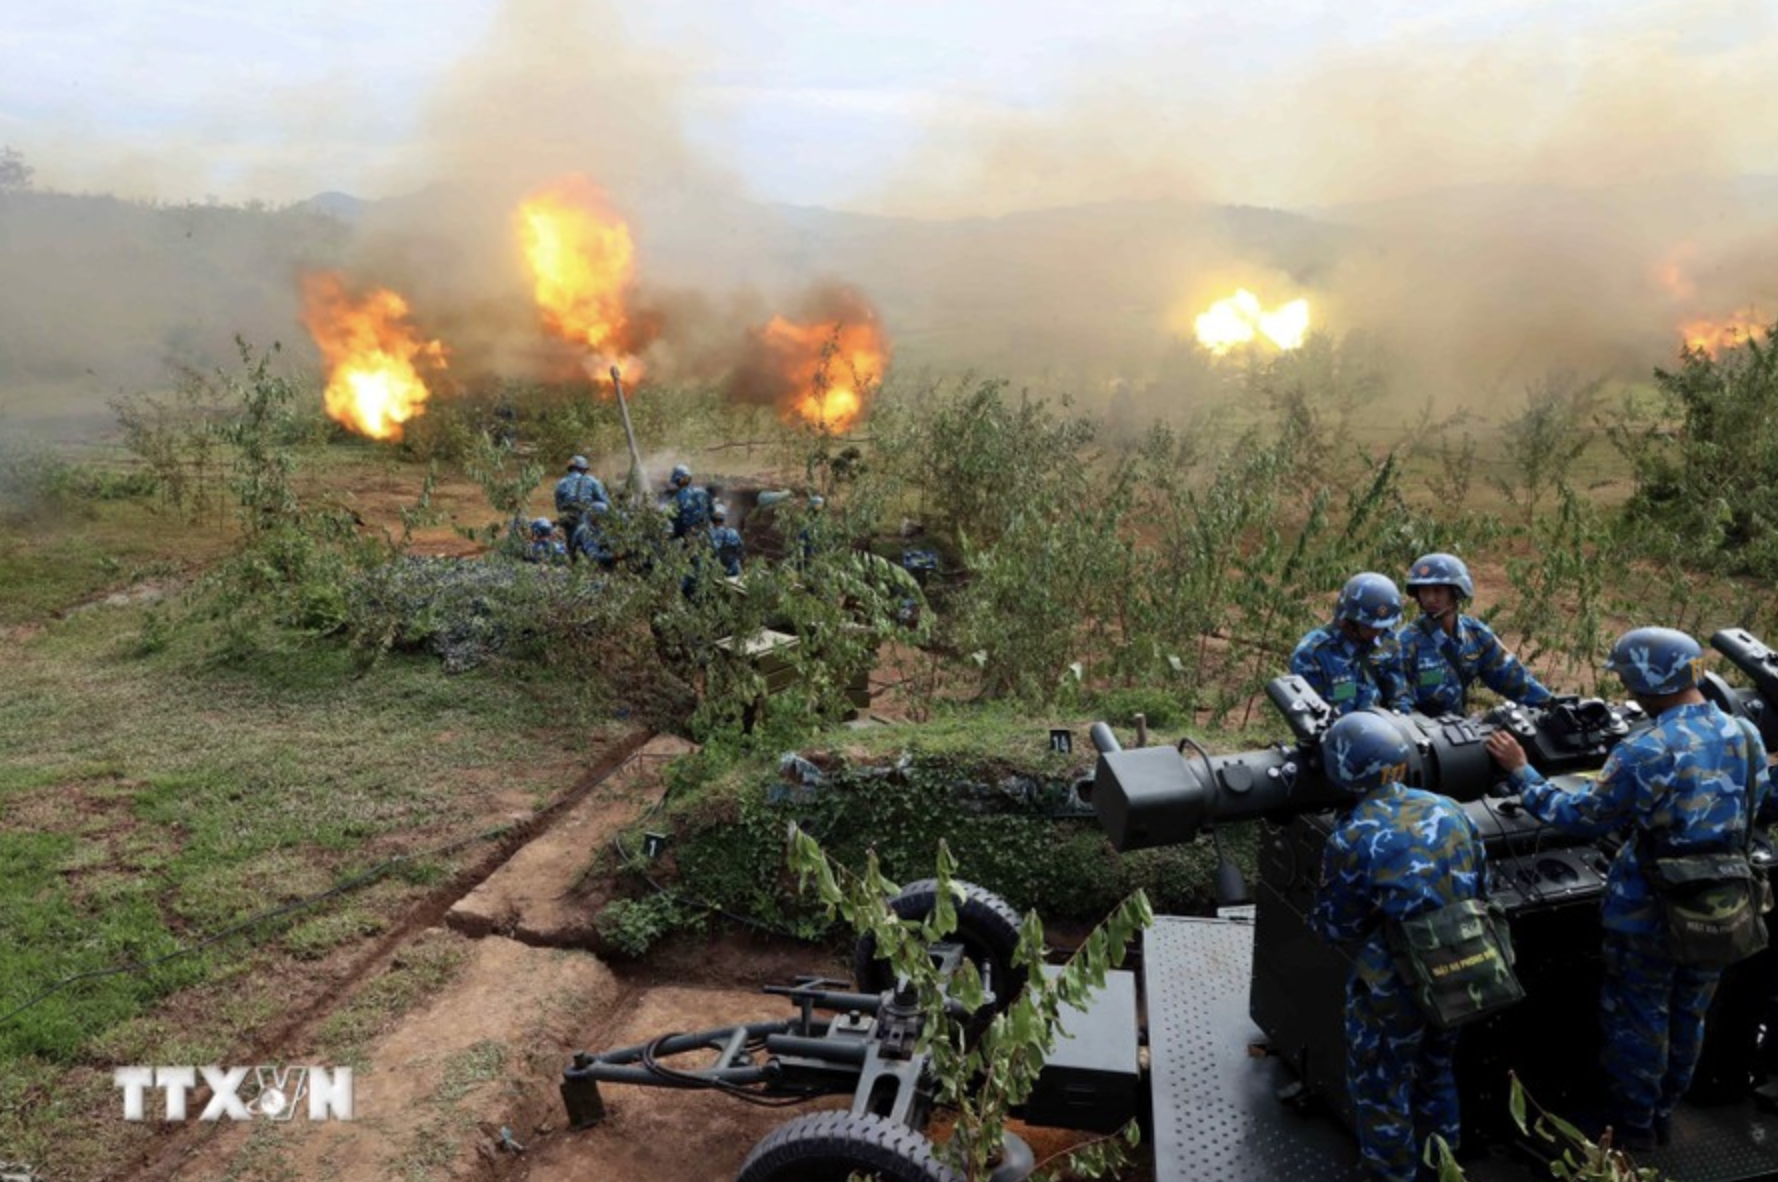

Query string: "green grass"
[0, 613, 560, 1042]
[0, 585, 601, 1179]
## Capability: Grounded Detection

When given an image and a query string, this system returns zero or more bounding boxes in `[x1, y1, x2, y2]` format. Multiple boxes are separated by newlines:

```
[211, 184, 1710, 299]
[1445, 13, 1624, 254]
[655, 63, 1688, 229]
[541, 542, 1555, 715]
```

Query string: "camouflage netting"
[347, 555, 635, 672]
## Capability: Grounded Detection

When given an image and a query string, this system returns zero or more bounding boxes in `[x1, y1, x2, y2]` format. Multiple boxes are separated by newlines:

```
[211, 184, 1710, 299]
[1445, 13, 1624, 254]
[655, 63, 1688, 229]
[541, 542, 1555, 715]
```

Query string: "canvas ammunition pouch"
[1642, 716, 1772, 969]
[1387, 897, 1526, 1029]
[1646, 851, 1770, 968]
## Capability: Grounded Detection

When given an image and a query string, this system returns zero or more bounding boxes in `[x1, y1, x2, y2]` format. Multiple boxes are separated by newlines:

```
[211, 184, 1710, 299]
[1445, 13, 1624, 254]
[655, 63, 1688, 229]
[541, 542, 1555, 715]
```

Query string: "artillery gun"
[558, 629, 1778, 1180]
[1084, 626, 1778, 1180]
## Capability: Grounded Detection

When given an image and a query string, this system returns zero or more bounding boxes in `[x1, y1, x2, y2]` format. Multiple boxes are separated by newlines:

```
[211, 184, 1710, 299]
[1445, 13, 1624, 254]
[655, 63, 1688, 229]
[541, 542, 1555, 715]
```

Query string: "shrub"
[1615, 324, 1778, 578]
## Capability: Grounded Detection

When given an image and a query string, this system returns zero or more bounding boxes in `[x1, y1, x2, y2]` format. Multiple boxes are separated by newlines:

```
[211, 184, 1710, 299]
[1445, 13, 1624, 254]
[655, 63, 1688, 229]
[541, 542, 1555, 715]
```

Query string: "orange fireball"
[763, 317, 888, 431]
[729, 287, 889, 433]
[1680, 311, 1766, 358]
[518, 176, 653, 377]
[301, 273, 446, 441]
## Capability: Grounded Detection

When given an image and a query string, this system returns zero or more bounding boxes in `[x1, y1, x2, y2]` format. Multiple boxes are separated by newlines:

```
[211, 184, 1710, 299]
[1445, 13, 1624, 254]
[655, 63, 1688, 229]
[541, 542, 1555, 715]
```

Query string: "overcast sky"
[5, 0, 1775, 213]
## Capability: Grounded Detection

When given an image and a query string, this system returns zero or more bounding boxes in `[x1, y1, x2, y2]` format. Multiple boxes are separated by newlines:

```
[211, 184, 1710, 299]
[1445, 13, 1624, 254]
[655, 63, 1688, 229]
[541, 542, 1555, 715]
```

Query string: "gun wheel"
[851, 878, 1028, 1016]
[734, 1111, 962, 1182]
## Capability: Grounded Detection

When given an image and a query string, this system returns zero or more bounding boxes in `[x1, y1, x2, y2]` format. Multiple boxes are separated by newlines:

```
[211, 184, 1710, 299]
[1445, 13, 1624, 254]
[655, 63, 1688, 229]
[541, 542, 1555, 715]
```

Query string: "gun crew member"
[1312, 711, 1487, 1182]
[570, 501, 616, 571]
[554, 455, 610, 549]
[1398, 552, 1554, 716]
[666, 463, 712, 541]
[708, 502, 744, 578]
[524, 517, 568, 565]
[1485, 627, 1770, 1150]
[1291, 573, 1414, 717]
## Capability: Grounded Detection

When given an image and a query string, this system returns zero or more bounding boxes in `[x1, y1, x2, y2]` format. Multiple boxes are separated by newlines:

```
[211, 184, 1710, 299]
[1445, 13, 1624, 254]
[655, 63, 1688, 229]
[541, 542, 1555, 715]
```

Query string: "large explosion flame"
[729, 286, 890, 432]
[1194, 289, 1311, 356]
[518, 175, 657, 378]
[301, 273, 448, 441]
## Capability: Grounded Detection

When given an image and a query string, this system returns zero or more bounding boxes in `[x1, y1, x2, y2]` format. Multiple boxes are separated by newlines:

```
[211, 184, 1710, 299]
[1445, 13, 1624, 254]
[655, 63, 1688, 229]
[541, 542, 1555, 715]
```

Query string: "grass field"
[0, 449, 627, 1177]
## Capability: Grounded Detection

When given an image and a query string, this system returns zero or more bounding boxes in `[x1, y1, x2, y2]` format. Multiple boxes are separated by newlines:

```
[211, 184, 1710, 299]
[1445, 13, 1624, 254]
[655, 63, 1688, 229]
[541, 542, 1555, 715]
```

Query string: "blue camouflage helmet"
[568, 455, 590, 472]
[711, 501, 729, 523]
[530, 517, 555, 537]
[1405, 552, 1474, 601]
[1606, 626, 1705, 696]
[670, 464, 692, 486]
[1320, 711, 1413, 796]
[1336, 572, 1404, 630]
[808, 494, 825, 510]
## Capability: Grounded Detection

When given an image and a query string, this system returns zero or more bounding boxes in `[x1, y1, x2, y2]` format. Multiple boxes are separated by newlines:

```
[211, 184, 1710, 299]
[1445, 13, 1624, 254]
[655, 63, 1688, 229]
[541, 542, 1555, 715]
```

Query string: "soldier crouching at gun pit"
[1485, 626, 1771, 1150]
[1290, 572, 1414, 718]
[1311, 711, 1488, 1182]
[1398, 552, 1556, 716]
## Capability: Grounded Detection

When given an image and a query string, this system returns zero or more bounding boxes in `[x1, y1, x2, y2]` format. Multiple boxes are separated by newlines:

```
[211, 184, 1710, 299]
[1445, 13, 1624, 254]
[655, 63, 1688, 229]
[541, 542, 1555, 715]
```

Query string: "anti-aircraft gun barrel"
[1090, 628, 1778, 853]
[1088, 676, 1649, 852]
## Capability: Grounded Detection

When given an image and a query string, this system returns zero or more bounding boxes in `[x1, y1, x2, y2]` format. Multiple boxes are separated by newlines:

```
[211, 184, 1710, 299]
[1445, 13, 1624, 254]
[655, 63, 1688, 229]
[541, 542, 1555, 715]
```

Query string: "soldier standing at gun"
[665, 464, 712, 542]
[1398, 552, 1555, 716]
[1485, 627, 1770, 1150]
[1312, 711, 1488, 1182]
[1291, 573, 1414, 718]
[554, 455, 608, 557]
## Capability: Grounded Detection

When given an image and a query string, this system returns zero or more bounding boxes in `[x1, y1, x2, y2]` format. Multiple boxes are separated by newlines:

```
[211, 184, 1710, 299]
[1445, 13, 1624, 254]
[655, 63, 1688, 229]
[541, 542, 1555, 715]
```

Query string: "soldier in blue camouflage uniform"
[1485, 626, 1770, 1149]
[708, 502, 744, 578]
[1398, 552, 1554, 716]
[554, 456, 609, 551]
[523, 517, 568, 565]
[666, 464, 712, 541]
[570, 502, 616, 571]
[1291, 573, 1414, 717]
[1312, 711, 1486, 1182]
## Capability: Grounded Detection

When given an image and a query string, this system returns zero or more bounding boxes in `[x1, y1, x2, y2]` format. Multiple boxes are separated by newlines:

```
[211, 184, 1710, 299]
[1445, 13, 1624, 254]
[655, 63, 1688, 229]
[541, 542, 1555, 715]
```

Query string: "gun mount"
[1082, 627, 1778, 1177]
[558, 880, 1138, 1182]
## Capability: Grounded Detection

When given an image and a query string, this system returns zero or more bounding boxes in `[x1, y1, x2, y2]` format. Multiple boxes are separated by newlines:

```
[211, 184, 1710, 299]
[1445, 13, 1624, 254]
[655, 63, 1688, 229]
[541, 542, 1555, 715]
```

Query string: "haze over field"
[4, 0, 1777, 435]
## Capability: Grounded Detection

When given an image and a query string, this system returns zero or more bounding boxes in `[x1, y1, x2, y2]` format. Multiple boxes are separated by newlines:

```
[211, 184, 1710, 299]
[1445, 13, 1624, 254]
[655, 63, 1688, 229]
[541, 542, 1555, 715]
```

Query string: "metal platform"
[1145, 915, 1365, 1182]
[1143, 914, 1778, 1182]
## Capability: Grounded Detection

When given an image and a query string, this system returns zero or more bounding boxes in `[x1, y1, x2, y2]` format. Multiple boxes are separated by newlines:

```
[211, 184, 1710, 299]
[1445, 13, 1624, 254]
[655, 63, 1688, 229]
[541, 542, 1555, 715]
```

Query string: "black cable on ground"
[636, 1033, 812, 1107]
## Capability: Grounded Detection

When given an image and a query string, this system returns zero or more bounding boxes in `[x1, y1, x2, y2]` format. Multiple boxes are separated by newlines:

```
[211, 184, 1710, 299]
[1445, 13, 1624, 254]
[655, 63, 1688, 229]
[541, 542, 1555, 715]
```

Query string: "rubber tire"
[852, 879, 1028, 1013]
[734, 1111, 963, 1182]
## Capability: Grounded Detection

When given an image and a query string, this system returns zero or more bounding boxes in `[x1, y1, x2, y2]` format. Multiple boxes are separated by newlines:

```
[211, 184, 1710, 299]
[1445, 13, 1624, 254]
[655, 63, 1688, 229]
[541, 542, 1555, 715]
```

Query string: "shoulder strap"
[1734, 715, 1762, 855]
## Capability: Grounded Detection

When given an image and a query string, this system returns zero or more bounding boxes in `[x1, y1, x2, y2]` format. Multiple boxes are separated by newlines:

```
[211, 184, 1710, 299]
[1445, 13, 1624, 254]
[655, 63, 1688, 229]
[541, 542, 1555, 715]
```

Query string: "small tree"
[1492, 370, 1604, 527]
[786, 826, 1152, 1181]
[0, 145, 33, 192]
[1614, 325, 1778, 577]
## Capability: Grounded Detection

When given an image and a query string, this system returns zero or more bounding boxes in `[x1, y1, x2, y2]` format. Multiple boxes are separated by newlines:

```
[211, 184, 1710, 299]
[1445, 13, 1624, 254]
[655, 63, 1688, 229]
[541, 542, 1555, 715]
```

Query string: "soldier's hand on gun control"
[1484, 730, 1528, 773]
